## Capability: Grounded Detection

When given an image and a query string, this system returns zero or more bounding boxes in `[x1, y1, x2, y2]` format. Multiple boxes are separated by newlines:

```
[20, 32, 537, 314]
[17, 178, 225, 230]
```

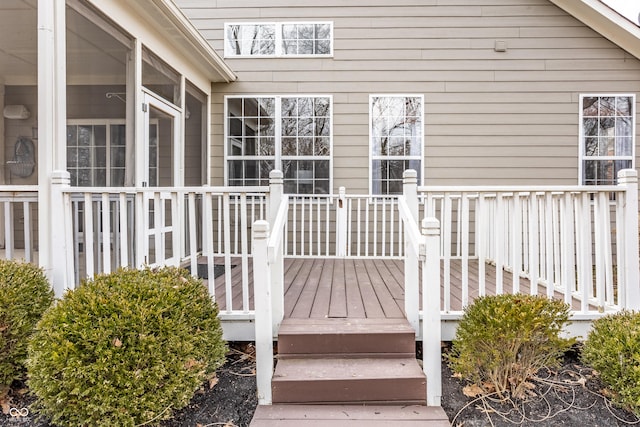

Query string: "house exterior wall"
[162, 1, 640, 191]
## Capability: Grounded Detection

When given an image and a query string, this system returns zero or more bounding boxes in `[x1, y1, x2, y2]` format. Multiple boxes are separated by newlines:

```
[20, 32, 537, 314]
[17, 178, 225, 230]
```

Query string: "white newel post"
[618, 169, 640, 310]
[252, 220, 273, 405]
[268, 170, 284, 334]
[336, 186, 347, 257]
[422, 217, 442, 406]
[403, 170, 420, 334]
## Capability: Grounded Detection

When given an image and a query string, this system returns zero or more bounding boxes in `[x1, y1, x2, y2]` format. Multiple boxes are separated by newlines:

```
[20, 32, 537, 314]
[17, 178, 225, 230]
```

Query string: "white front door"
[142, 92, 182, 187]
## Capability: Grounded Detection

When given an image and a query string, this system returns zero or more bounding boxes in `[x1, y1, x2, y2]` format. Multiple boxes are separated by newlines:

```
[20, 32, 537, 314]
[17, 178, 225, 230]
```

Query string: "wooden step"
[278, 317, 416, 357]
[250, 404, 450, 426]
[272, 357, 427, 404]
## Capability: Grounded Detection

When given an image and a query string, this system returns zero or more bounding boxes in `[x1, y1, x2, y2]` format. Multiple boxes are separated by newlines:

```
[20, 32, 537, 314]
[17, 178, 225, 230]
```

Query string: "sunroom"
[0, 0, 235, 295]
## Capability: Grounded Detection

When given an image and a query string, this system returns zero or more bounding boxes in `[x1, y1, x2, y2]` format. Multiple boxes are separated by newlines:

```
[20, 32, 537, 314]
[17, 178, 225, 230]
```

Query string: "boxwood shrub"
[0, 260, 53, 396]
[448, 294, 574, 398]
[27, 267, 226, 427]
[582, 311, 640, 414]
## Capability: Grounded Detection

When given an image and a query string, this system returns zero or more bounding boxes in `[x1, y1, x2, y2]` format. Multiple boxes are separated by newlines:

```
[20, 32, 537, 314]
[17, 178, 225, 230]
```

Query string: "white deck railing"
[285, 189, 402, 258]
[0, 186, 38, 263]
[62, 185, 268, 315]
[400, 168, 640, 318]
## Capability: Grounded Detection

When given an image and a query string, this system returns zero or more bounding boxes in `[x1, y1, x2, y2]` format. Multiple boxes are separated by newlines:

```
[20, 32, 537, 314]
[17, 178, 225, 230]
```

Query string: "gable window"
[580, 94, 635, 185]
[224, 22, 333, 57]
[370, 95, 423, 195]
[226, 95, 332, 194]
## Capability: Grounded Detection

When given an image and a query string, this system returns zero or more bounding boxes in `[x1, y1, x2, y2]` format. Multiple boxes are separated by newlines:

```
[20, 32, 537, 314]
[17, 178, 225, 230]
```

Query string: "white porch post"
[336, 186, 347, 257]
[38, 0, 69, 297]
[268, 170, 284, 334]
[619, 169, 640, 309]
[422, 217, 442, 406]
[403, 169, 420, 334]
[252, 220, 273, 405]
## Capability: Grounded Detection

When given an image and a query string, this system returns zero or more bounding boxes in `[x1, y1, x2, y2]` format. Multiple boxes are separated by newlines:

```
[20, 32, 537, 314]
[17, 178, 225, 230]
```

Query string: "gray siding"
[178, 0, 640, 191]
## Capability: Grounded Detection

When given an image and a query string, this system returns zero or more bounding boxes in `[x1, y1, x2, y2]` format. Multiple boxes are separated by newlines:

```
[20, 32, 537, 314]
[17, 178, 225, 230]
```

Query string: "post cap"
[252, 220, 270, 239]
[269, 170, 283, 180]
[422, 217, 440, 235]
[618, 168, 638, 182]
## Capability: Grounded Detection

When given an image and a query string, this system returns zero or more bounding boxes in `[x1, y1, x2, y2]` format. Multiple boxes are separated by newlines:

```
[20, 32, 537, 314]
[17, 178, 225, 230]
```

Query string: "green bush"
[0, 260, 53, 397]
[448, 294, 574, 398]
[582, 311, 640, 414]
[27, 267, 227, 427]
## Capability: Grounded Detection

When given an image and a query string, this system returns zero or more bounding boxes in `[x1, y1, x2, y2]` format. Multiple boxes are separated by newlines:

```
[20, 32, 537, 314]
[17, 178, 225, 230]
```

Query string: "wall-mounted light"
[3, 105, 30, 119]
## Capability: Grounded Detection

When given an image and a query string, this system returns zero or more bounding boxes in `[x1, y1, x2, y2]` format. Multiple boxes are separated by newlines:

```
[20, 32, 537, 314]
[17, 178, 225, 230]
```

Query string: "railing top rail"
[267, 196, 290, 262]
[61, 185, 270, 195]
[0, 185, 39, 192]
[397, 197, 423, 259]
[417, 184, 624, 194]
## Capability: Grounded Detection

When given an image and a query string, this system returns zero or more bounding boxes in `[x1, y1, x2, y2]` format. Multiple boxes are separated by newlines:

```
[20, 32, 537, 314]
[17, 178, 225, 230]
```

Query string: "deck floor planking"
[209, 257, 589, 316]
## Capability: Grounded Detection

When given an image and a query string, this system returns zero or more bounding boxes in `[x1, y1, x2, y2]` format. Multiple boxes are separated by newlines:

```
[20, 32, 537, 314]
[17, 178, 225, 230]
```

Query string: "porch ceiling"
[0, 0, 37, 85]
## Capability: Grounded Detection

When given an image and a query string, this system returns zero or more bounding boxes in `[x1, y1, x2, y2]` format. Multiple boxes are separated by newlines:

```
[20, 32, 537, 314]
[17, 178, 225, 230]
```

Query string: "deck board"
[210, 257, 590, 317]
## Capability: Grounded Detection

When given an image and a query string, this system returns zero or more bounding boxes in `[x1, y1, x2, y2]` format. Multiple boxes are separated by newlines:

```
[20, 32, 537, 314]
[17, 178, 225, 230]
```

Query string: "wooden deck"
[211, 257, 581, 316]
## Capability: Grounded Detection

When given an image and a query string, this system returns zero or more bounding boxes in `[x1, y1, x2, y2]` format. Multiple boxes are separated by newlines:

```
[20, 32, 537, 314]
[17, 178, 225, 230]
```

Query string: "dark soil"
[440, 344, 640, 427]
[2, 342, 639, 426]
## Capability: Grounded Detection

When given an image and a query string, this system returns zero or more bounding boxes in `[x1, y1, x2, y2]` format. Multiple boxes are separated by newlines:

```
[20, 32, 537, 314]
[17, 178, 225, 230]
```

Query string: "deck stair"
[250, 317, 450, 426]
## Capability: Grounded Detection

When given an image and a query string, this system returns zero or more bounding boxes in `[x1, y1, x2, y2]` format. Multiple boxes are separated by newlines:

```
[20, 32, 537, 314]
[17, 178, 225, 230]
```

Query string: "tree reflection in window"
[226, 96, 331, 194]
[371, 95, 423, 194]
[581, 95, 634, 185]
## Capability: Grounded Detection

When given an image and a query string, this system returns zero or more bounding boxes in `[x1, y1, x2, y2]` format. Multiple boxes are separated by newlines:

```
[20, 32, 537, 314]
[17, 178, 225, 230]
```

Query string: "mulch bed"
[2, 343, 639, 427]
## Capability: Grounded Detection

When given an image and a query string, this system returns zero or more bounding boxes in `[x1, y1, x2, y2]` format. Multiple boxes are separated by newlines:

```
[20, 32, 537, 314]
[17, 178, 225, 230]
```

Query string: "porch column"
[619, 169, 640, 309]
[38, 0, 69, 296]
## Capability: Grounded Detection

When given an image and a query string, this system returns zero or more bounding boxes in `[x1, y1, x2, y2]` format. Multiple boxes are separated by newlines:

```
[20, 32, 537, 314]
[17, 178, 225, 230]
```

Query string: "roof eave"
[139, 0, 236, 83]
[549, 0, 640, 60]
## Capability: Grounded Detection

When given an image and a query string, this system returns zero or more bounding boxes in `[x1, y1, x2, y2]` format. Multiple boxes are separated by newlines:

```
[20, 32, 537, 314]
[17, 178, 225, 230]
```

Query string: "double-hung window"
[580, 94, 635, 185]
[370, 95, 423, 194]
[226, 95, 332, 194]
[224, 22, 333, 57]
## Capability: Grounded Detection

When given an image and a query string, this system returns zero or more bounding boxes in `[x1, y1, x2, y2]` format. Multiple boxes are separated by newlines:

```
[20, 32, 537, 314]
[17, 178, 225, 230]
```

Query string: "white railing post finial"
[422, 217, 442, 406]
[403, 169, 419, 222]
[252, 219, 273, 405]
[268, 170, 283, 226]
[618, 169, 640, 310]
[336, 186, 347, 257]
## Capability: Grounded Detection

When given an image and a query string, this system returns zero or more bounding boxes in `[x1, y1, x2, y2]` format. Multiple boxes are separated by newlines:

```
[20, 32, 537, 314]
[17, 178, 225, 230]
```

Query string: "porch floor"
[210, 257, 583, 316]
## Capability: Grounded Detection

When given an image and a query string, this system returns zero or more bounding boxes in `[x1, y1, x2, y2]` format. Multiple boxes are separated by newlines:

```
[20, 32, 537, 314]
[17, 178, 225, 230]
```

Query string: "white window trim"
[578, 93, 636, 185]
[368, 94, 425, 195]
[224, 22, 334, 58]
[224, 94, 334, 194]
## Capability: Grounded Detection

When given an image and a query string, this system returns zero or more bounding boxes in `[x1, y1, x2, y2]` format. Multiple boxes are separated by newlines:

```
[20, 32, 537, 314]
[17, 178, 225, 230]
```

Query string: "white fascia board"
[549, 0, 640, 60]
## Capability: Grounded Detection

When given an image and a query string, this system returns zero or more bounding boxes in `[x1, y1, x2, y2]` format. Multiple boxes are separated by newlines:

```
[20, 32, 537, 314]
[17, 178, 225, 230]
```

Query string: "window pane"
[94, 147, 106, 167]
[617, 96, 633, 116]
[226, 24, 276, 56]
